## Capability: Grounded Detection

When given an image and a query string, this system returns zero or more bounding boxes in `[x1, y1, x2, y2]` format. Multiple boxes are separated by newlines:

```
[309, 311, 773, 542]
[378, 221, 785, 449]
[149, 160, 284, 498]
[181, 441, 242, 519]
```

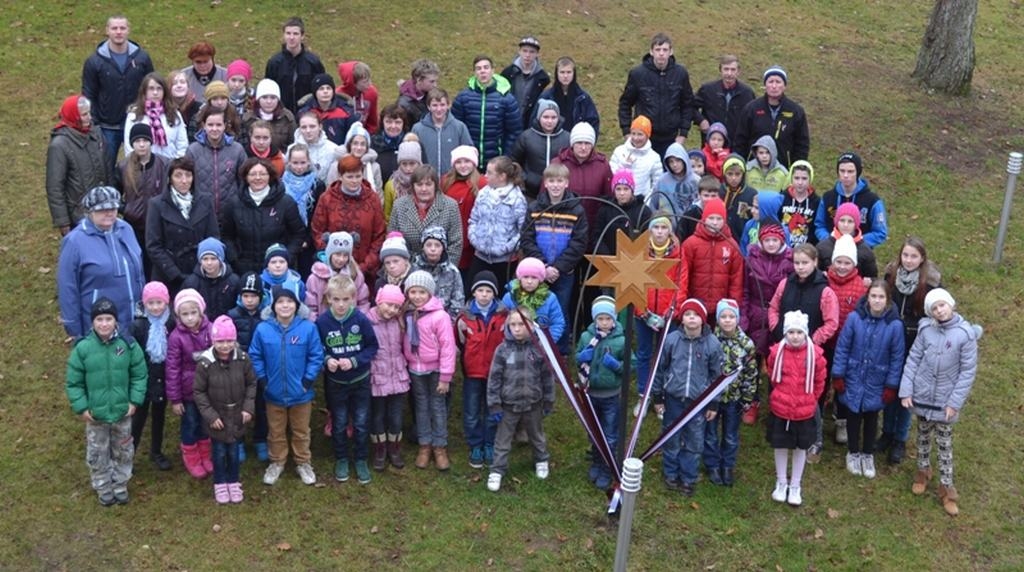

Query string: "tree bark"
[912, 0, 978, 95]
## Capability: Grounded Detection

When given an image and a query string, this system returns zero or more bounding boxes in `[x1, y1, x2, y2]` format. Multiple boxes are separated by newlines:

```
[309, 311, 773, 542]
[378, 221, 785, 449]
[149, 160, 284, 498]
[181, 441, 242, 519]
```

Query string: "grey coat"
[45, 126, 109, 228]
[487, 330, 555, 413]
[411, 112, 473, 176]
[898, 313, 981, 423]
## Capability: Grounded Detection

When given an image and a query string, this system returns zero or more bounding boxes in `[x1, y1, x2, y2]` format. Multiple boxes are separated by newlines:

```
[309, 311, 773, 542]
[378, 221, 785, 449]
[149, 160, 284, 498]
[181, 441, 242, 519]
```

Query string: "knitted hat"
[404, 270, 436, 295]
[716, 298, 740, 322]
[338, 154, 362, 174]
[129, 123, 152, 144]
[255, 78, 281, 100]
[763, 65, 788, 85]
[789, 159, 815, 184]
[471, 270, 499, 295]
[706, 122, 729, 145]
[311, 73, 335, 93]
[569, 122, 596, 145]
[380, 231, 410, 260]
[679, 298, 708, 322]
[325, 231, 354, 259]
[534, 98, 559, 119]
[515, 257, 546, 281]
[239, 272, 263, 296]
[759, 223, 786, 244]
[688, 149, 707, 164]
[271, 285, 300, 311]
[420, 225, 448, 251]
[264, 243, 290, 266]
[91, 297, 118, 321]
[211, 315, 237, 342]
[591, 295, 617, 320]
[197, 236, 226, 264]
[630, 115, 652, 138]
[832, 234, 858, 266]
[376, 284, 406, 306]
[450, 145, 479, 169]
[204, 80, 229, 101]
[174, 288, 207, 315]
[722, 154, 746, 174]
[837, 151, 863, 179]
[226, 59, 252, 82]
[611, 169, 635, 192]
[142, 281, 170, 305]
[81, 186, 121, 212]
[834, 202, 862, 228]
[648, 213, 674, 231]
[924, 288, 956, 316]
[397, 140, 422, 163]
[702, 197, 727, 221]
[519, 35, 541, 49]
[783, 310, 809, 335]
[344, 121, 370, 146]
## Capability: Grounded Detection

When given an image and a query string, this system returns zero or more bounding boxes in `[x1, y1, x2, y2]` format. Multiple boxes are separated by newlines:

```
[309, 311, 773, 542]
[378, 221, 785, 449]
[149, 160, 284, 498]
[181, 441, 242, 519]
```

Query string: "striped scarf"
[144, 100, 168, 147]
[575, 330, 607, 389]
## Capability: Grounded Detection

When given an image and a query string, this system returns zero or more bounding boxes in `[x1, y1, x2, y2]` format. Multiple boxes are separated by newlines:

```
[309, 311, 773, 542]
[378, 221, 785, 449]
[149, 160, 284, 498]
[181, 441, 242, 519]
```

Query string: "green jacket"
[66, 330, 147, 423]
[577, 323, 634, 396]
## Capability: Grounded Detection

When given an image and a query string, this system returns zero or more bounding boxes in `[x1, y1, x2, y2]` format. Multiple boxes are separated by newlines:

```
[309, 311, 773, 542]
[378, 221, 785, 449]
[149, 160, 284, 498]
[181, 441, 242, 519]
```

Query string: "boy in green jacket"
[65, 298, 147, 506]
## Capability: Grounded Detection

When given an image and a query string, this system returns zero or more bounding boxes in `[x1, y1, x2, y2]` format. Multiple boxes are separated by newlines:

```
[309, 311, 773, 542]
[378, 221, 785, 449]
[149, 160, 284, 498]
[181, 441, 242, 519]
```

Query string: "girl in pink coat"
[367, 285, 410, 470]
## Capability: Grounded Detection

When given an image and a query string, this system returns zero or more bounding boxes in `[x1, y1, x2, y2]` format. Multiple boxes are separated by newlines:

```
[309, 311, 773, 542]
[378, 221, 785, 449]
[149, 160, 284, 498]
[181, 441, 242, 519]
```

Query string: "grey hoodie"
[411, 110, 474, 176]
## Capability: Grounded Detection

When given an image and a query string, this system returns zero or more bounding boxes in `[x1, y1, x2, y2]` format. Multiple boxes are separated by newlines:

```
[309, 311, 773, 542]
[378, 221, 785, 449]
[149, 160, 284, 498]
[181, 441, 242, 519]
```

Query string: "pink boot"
[228, 482, 244, 503]
[181, 444, 207, 479]
[197, 439, 214, 474]
[214, 483, 230, 504]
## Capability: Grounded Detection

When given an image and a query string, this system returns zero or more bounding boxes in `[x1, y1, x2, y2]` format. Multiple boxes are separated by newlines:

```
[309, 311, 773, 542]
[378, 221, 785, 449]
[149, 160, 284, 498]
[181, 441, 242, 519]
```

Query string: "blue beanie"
[716, 298, 740, 323]
[197, 237, 226, 263]
[688, 149, 707, 163]
[592, 295, 617, 320]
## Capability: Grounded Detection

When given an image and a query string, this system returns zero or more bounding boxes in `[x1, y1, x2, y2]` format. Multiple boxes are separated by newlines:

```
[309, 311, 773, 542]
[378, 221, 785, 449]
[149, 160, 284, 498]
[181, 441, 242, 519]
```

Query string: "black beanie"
[129, 123, 153, 144]
[91, 297, 118, 321]
[240, 272, 263, 297]
[311, 73, 335, 94]
[837, 152, 863, 179]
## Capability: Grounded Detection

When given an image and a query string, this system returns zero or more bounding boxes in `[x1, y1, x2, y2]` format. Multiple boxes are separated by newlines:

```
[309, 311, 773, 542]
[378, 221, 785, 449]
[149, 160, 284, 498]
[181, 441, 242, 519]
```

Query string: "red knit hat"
[759, 223, 785, 243]
[702, 197, 727, 221]
[679, 298, 708, 322]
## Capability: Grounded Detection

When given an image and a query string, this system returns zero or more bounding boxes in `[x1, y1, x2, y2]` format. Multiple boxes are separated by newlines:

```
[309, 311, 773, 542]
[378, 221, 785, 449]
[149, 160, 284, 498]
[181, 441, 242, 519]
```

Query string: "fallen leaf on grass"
[556, 532, 568, 543]
[827, 508, 840, 519]
[585, 538, 594, 550]
[370, 526, 379, 534]
[690, 502, 700, 510]
[276, 542, 292, 551]
[724, 528, 735, 536]
[814, 528, 824, 539]
[480, 522, 489, 533]
[486, 558, 494, 566]
[212, 524, 222, 533]
[38, 267, 51, 274]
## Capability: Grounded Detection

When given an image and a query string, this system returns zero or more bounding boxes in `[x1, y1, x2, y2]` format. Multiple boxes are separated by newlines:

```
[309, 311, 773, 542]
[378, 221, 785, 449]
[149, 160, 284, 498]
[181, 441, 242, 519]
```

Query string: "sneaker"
[835, 420, 848, 444]
[334, 458, 350, 482]
[98, 491, 116, 507]
[468, 446, 484, 469]
[214, 483, 230, 504]
[861, 454, 877, 479]
[151, 452, 172, 471]
[787, 485, 803, 506]
[113, 489, 129, 505]
[228, 482, 244, 503]
[296, 463, 317, 485]
[680, 482, 696, 497]
[355, 460, 372, 484]
[237, 442, 247, 463]
[263, 462, 284, 485]
[807, 444, 822, 464]
[535, 461, 549, 480]
[594, 472, 612, 490]
[664, 478, 684, 493]
[771, 481, 788, 503]
[487, 472, 502, 492]
[483, 445, 494, 466]
[254, 442, 269, 462]
[846, 452, 863, 476]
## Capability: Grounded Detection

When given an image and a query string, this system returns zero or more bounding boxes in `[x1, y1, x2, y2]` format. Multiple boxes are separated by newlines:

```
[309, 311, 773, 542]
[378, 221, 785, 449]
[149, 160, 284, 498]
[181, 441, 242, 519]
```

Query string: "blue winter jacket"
[451, 74, 523, 164]
[501, 281, 566, 344]
[249, 316, 324, 407]
[58, 217, 144, 338]
[832, 298, 905, 413]
[814, 179, 889, 248]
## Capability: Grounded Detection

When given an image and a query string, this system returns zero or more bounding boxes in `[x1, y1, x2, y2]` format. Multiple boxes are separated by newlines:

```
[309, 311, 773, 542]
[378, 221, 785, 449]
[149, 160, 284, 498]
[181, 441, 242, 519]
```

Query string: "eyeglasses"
[248, 171, 269, 178]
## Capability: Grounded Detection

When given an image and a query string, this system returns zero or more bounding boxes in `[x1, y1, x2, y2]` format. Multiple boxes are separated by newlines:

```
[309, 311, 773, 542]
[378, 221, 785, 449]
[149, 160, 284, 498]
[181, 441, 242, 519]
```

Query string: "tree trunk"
[912, 0, 978, 95]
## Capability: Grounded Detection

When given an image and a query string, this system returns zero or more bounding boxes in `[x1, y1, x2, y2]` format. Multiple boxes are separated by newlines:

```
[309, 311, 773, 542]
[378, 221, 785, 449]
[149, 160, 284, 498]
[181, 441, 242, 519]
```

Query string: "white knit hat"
[924, 288, 955, 316]
[404, 270, 436, 296]
[255, 78, 281, 100]
[783, 310, 809, 336]
[831, 234, 858, 266]
[569, 122, 596, 145]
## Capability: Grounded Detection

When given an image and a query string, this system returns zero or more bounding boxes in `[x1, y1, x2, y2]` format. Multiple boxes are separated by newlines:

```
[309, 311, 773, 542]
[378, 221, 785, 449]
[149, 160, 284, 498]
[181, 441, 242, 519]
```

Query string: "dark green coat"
[576, 323, 634, 396]
[66, 331, 147, 423]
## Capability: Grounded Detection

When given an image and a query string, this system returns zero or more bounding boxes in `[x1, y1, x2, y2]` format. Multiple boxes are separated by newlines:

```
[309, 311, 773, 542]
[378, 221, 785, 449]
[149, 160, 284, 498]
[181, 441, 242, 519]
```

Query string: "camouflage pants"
[85, 416, 134, 494]
[916, 417, 954, 486]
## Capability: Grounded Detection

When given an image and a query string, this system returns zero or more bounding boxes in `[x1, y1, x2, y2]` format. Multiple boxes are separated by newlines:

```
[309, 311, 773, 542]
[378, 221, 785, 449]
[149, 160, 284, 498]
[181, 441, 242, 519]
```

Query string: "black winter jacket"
[617, 54, 695, 140]
[220, 183, 306, 275]
[264, 45, 326, 114]
[81, 40, 154, 127]
[182, 261, 241, 320]
[692, 79, 756, 143]
[145, 188, 220, 286]
[732, 95, 810, 168]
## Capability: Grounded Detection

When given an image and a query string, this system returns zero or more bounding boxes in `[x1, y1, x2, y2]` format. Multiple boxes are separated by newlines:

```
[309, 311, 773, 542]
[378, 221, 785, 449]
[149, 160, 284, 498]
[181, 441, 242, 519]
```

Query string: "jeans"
[547, 272, 575, 353]
[325, 379, 372, 461]
[882, 400, 912, 442]
[253, 379, 268, 443]
[661, 396, 706, 484]
[462, 377, 496, 449]
[635, 319, 656, 395]
[703, 400, 742, 470]
[180, 401, 208, 445]
[131, 394, 167, 454]
[85, 416, 134, 494]
[211, 439, 240, 484]
[411, 372, 448, 447]
[589, 394, 620, 474]
[371, 393, 406, 436]
[491, 405, 549, 476]
[100, 127, 123, 173]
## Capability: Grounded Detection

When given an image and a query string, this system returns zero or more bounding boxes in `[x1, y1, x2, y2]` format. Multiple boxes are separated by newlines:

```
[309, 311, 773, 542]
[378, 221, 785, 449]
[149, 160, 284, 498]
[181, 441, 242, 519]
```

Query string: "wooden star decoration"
[585, 229, 680, 312]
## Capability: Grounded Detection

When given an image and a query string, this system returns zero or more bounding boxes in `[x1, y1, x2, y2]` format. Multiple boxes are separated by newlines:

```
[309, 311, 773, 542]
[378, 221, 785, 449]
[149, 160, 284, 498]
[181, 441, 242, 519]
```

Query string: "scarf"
[387, 268, 409, 286]
[649, 239, 670, 258]
[171, 189, 193, 220]
[511, 279, 551, 311]
[341, 183, 362, 197]
[576, 329, 607, 389]
[405, 309, 421, 354]
[895, 266, 920, 296]
[390, 170, 413, 200]
[249, 186, 270, 206]
[259, 109, 275, 120]
[146, 308, 171, 364]
[144, 100, 168, 146]
[771, 340, 815, 395]
[282, 169, 318, 224]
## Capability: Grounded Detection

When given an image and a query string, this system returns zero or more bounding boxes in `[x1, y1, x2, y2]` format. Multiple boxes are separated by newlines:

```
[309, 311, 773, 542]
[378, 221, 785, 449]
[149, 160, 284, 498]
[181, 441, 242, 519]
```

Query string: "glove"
[882, 388, 898, 404]
[645, 312, 665, 331]
[832, 377, 846, 393]
[488, 411, 503, 424]
[576, 347, 595, 364]
[601, 352, 622, 372]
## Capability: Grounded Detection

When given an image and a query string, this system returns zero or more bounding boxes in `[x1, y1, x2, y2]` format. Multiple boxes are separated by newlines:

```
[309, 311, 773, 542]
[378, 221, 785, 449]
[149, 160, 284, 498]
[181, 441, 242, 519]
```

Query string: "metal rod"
[613, 458, 644, 572]
[619, 307, 634, 465]
[994, 152, 1023, 265]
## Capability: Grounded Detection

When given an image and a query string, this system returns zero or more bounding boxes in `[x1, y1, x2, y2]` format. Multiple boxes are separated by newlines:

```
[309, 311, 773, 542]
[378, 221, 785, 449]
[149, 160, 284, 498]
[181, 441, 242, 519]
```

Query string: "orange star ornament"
[585, 229, 679, 312]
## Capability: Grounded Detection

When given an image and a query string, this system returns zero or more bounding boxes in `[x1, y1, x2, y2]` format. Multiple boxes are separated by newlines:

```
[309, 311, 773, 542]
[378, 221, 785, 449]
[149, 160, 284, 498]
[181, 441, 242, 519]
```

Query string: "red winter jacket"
[826, 267, 867, 338]
[310, 179, 387, 277]
[678, 224, 744, 314]
[767, 341, 826, 421]
[336, 61, 379, 134]
[636, 237, 685, 321]
[456, 304, 508, 379]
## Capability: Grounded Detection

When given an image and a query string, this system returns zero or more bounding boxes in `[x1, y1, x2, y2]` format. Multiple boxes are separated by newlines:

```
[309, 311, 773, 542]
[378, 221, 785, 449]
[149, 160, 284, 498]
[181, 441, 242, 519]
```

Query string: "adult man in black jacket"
[501, 35, 551, 130]
[692, 55, 755, 146]
[732, 65, 810, 168]
[264, 17, 326, 114]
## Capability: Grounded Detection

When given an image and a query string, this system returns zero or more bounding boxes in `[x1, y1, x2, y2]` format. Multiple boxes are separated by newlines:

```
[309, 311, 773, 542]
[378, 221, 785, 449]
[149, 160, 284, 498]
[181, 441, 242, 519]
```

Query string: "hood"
[413, 295, 445, 314]
[95, 39, 141, 60]
[747, 135, 780, 169]
[50, 125, 94, 147]
[467, 74, 512, 95]
[328, 178, 375, 201]
[336, 60, 359, 96]
[511, 55, 545, 76]
[465, 299, 507, 319]
[398, 78, 422, 100]
[756, 191, 785, 225]
[832, 178, 869, 200]
[641, 53, 677, 72]
[663, 142, 689, 173]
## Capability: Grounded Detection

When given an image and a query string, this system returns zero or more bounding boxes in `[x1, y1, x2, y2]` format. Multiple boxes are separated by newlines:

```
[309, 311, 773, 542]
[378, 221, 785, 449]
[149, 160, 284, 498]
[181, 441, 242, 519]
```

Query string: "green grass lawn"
[2, 1, 1023, 569]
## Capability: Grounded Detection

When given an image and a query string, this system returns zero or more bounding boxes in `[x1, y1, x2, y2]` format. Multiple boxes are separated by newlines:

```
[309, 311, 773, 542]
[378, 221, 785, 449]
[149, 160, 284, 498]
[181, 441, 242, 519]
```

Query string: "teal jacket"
[66, 330, 147, 423]
[576, 322, 635, 397]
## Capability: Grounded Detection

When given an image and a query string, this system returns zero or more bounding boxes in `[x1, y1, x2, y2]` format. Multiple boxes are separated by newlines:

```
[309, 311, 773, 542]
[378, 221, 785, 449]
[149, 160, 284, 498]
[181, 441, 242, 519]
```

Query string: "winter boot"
[371, 434, 388, 471]
[938, 484, 960, 516]
[197, 439, 214, 474]
[834, 419, 848, 444]
[415, 445, 432, 469]
[181, 443, 208, 479]
[912, 468, 932, 495]
[888, 440, 906, 465]
[387, 433, 406, 469]
[433, 446, 451, 471]
[875, 432, 893, 453]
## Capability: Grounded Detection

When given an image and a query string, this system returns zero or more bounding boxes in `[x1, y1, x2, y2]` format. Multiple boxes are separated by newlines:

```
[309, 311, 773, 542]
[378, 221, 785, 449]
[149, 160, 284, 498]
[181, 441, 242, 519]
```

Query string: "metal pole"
[613, 458, 644, 572]
[619, 307, 634, 465]
[993, 152, 1023, 265]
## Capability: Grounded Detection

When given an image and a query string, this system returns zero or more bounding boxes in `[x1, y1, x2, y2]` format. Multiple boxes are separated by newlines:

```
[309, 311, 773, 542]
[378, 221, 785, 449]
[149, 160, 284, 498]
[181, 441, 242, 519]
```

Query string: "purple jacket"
[402, 296, 458, 383]
[165, 317, 213, 403]
[367, 307, 410, 397]
[741, 244, 793, 356]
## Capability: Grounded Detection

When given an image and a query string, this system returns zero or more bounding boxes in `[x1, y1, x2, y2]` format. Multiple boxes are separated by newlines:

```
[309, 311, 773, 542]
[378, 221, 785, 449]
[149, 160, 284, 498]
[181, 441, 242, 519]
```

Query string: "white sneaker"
[835, 419, 848, 444]
[771, 481, 788, 503]
[846, 452, 863, 476]
[263, 462, 284, 485]
[787, 485, 803, 506]
[487, 472, 502, 492]
[296, 462, 317, 485]
[535, 461, 549, 480]
[861, 454, 876, 479]
[633, 401, 642, 418]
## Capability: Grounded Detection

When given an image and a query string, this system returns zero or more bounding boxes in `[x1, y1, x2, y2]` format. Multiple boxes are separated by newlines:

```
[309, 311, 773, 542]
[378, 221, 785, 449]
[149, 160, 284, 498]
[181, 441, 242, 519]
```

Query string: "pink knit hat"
[515, 257, 546, 281]
[226, 59, 252, 82]
[450, 145, 479, 169]
[142, 281, 170, 305]
[611, 169, 635, 192]
[173, 288, 207, 316]
[834, 202, 861, 228]
[375, 284, 406, 306]
[211, 315, 237, 342]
